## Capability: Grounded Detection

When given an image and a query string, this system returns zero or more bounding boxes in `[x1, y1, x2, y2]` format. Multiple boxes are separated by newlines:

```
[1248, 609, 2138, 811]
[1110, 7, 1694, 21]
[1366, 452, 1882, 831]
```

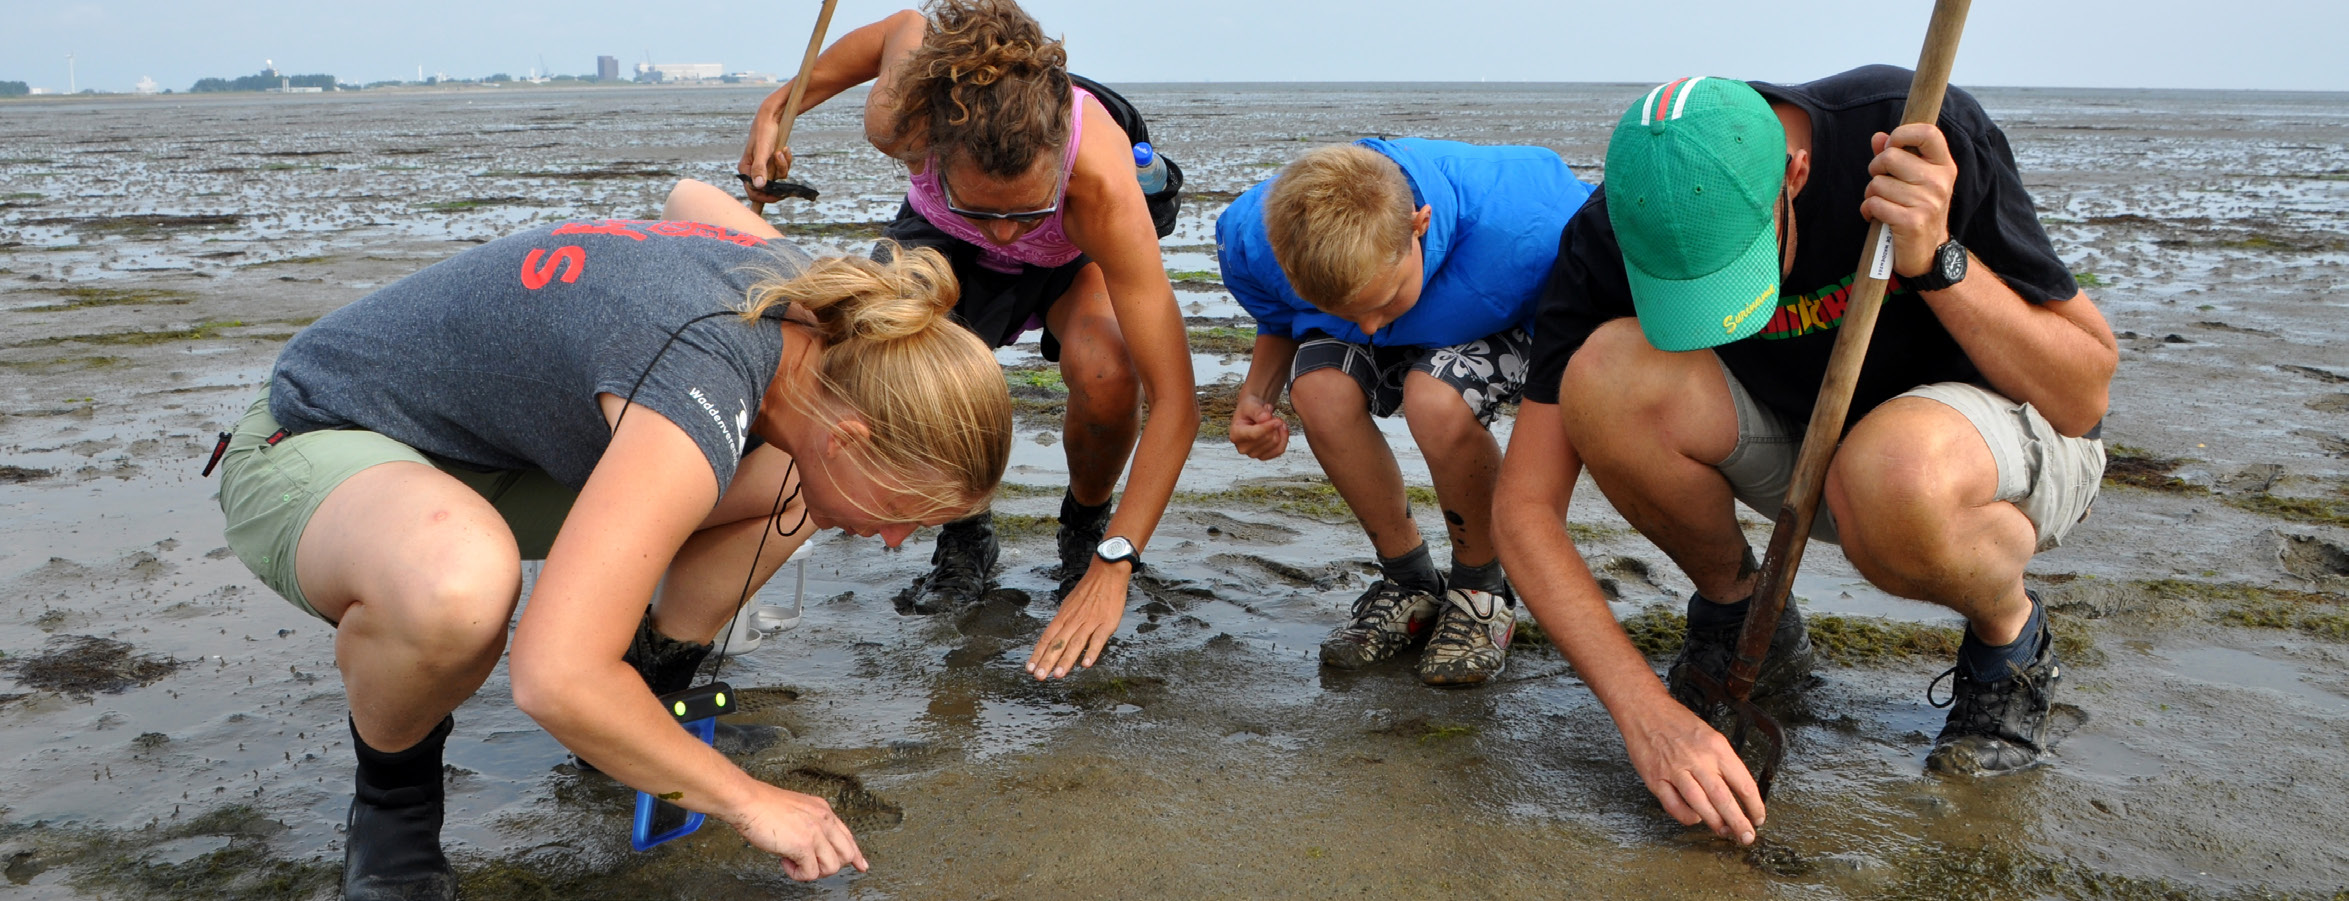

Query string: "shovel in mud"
[743, 0, 841, 214]
[1682, 0, 1976, 801]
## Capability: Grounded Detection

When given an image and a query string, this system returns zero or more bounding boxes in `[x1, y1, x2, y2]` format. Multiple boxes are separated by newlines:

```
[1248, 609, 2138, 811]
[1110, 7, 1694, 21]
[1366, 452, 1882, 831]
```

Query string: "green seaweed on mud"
[992, 512, 1059, 541]
[6, 318, 306, 349]
[2073, 271, 2106, 287]
[994, 482, 1064, 500]
[1006, 367, 1067, 394]
[1187, 326, 1254, 356]
[1622, 605, 1687, 658]
[2103, 446, 2199, 492]
[0, 805, 334, 901]
[14, 285, 196, 312]
[1169, 270, 1224, 291]
[1806, 615, 1962, 664]
[780, 220, 891, 241]
[2222, 492, 2349, 529]
[1172, 482, 1438, 523]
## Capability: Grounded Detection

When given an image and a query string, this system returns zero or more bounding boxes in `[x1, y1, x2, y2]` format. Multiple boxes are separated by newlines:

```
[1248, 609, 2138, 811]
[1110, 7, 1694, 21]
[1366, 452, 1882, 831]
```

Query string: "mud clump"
[2103, 447, 2200, 492]
[0, 465, 55, 483]
[14, 286, 197, 313]
[1196, 379, 1301, 440]
[3, 635, 180, 695]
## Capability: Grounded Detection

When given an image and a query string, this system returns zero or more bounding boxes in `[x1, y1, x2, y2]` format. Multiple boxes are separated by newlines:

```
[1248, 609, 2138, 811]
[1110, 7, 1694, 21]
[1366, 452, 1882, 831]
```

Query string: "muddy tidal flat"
[2, 83, 2347, 900]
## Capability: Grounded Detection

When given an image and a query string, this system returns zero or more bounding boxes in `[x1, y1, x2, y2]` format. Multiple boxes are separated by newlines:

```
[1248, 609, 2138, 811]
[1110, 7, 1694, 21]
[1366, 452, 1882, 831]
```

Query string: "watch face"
[1097, 536, 1134, 560]
[1938, 240, 1968, 282]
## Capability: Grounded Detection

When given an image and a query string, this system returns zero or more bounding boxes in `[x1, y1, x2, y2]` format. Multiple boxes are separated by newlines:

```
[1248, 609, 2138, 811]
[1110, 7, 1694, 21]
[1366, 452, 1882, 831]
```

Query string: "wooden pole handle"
[1725, 0, 1973, 699]
[753, 0, 841, 217]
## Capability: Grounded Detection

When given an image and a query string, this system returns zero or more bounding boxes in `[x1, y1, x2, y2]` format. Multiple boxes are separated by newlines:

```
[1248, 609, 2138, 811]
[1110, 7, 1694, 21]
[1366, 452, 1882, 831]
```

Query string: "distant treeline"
[0, 81, 28, 97]
[191, 71, 338, 93]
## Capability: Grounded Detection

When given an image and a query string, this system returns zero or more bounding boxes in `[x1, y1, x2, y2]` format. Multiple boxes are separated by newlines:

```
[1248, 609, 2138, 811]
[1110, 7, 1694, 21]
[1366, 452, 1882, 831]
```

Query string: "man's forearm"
[1923, 265, 2115, 435]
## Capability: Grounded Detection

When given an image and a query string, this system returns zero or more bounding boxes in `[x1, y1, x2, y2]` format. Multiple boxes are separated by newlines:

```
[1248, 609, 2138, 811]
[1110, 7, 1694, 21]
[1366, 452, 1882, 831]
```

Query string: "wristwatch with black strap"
[1902, 236, 1970, 293]
[1095, 535, 1140, 568]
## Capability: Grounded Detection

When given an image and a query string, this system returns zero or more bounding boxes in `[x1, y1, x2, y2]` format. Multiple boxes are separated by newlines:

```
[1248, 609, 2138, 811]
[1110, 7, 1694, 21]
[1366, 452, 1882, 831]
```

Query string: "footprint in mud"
[1, 635, 179, 695]
[1178, 510, 1300, 544]
[747, 765, 904, 833]
[2281, 534, 2349, 585]
[1206, 552, 1346, 589]
[954, 589, 1036, 640]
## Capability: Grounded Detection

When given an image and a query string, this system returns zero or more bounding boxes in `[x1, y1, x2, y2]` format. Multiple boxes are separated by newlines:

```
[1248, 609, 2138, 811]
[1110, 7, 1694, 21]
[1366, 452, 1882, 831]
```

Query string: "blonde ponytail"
[741, 243, 1011, 520]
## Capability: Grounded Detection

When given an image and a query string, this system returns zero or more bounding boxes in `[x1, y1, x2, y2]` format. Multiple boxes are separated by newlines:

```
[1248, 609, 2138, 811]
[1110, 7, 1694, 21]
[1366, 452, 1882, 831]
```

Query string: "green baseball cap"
[1604, 77, 1787, 352]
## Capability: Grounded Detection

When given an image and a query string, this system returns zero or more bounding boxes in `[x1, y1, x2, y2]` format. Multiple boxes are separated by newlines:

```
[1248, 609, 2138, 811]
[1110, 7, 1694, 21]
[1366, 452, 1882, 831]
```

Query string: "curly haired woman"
[739, 0, 1198, 682]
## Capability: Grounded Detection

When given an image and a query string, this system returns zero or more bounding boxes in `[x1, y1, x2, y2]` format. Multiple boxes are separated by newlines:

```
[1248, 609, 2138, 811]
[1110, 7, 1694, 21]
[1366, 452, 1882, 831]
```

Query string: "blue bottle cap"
[1132, 142, 1155, 167]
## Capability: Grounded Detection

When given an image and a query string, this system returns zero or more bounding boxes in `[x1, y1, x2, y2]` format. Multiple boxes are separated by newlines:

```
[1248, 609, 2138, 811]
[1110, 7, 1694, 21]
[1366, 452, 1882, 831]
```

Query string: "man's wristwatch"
[1094, 535, 1141, 568]
[1903, 237, 1969, 292]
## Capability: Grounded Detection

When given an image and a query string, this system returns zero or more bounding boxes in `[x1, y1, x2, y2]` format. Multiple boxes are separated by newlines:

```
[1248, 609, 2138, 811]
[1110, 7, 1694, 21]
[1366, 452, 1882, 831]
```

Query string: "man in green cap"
[1494, 67, 2116, 844]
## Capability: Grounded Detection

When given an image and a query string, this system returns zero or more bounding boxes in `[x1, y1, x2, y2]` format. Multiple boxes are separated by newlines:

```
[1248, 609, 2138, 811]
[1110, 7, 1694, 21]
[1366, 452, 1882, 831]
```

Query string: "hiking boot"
[1925, 618, 2062, 776]
[1665, 594, 1817, 715]
[1318, 580, 1442, 669]
[345, 717, 457, 901]
[905, 512, 999, 614]
[1417, 588, 1515, 686]
[1054, 492, 1114, 597]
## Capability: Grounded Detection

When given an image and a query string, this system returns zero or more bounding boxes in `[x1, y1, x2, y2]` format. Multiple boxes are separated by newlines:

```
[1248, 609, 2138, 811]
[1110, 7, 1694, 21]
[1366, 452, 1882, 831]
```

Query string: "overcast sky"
[6, 0, 2343, 94]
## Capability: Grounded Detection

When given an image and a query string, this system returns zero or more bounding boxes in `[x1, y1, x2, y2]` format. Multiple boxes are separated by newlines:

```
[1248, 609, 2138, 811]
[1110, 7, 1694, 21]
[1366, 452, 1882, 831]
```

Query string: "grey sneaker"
[1926, 616, 2062, 776]
[903, 512, 998, 614]
[1318, 580, 1441, 669]
[1417, 588, 1515, 686]
[1665, 594, 1817, 715]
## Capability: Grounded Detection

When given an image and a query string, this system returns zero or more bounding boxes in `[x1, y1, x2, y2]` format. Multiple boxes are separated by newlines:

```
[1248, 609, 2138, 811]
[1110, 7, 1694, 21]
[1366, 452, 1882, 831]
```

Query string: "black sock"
[352, 715, 451, 798]
[1959, 591, 2047, 681]
[1686, 591, 1752, 631]
[1377, 542, 1444, 595]
[1449, 558, 1508, 599]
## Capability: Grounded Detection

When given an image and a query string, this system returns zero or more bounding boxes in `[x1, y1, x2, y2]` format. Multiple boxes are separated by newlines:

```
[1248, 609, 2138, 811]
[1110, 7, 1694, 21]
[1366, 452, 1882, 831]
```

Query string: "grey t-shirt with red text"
[269, 219, 811, 492]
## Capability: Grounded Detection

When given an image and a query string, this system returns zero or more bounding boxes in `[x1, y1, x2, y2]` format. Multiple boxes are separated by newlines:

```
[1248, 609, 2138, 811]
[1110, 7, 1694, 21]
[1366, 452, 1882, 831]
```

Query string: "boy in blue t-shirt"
[1216, 139, 1591, 684]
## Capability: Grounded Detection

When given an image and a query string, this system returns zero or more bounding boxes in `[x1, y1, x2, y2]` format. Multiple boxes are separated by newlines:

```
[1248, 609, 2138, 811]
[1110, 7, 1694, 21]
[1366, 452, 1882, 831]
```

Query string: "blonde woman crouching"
[212, 178, 1011, 898]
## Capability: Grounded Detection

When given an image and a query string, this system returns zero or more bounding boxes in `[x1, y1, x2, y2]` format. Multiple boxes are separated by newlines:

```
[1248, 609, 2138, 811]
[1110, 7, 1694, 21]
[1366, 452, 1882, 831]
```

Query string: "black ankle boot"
[599, 610, 780, 761]
[1054, 492, 1115, 596]
[904, 511, 999, 614]
[345, 715, 457, 901]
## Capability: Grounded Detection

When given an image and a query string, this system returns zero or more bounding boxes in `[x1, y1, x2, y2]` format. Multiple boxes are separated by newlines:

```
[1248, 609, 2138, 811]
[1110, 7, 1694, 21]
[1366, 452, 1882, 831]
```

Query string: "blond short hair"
[1262, 144, 1415, 311]
[742, 243, 1012, 521]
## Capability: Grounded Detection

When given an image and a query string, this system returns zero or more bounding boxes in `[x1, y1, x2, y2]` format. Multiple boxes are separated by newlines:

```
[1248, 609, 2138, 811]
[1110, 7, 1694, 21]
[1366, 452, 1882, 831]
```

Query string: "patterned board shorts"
[1290, 327, 1532, 425]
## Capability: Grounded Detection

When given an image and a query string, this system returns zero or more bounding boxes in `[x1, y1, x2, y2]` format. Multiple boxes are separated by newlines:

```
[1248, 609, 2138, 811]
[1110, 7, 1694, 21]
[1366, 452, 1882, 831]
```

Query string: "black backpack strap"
[1070, 73, 1182, 238]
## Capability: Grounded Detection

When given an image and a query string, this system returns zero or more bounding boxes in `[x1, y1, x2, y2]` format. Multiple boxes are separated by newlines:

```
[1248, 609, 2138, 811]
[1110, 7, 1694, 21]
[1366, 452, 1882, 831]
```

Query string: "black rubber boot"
[612, 609, 780, 759]
[344, 715, 457, 901]
[1054, 492, 1115, 597]
[903, 511, 999, 614]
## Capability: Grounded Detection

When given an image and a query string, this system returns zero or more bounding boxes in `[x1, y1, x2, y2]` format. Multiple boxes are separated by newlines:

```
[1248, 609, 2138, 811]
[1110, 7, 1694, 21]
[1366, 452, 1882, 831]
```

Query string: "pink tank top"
[904, 86, 1092, 273]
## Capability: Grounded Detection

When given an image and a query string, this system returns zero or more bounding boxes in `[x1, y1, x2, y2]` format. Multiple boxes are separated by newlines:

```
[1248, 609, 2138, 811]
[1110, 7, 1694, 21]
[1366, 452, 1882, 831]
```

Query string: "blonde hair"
[890, 0, 1071, 178]
[741, 243, 1011, 520]
[1263, 144, 1416, 311]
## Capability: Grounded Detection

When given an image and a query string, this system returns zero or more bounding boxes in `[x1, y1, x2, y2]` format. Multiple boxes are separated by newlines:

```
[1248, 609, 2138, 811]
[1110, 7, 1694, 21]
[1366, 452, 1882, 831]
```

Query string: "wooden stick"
[752, 0, 840, 217]
[1724, 0, 1973, 701]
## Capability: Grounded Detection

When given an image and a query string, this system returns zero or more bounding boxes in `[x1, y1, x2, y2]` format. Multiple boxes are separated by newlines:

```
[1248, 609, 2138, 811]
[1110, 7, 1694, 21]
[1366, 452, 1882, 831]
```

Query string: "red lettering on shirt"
[553, 219, 767, 248]
[552, 220, 650, 241]
[521, 245, 587, 290]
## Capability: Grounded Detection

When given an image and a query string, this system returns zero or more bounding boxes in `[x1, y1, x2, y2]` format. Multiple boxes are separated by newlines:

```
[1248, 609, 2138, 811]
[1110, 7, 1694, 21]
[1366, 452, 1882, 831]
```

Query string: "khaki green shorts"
[217, 389, 579, 622]
[1713, 367, 2105, 551]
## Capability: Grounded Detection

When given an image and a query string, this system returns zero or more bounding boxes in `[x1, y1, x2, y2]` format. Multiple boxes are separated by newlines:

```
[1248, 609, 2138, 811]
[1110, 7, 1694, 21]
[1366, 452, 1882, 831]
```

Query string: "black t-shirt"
[1525, 65, 2079, 424]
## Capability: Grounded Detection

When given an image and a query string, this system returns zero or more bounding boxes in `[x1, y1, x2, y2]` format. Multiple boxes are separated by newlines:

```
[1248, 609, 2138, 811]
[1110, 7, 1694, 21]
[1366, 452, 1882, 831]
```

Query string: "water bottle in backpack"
[1133, 142, 1169, 195]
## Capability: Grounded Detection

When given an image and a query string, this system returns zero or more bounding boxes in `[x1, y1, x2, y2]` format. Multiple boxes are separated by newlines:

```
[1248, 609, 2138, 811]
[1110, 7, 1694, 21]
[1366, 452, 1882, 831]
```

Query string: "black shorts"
[1291, 327, 1533, 425]
[876, 201, 1091, 362]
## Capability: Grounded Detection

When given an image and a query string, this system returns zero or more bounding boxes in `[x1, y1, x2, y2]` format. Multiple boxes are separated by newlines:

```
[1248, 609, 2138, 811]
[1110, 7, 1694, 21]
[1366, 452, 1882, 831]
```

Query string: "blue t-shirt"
[1217, 138, 1592, 348]
[270, 220, 813, 493]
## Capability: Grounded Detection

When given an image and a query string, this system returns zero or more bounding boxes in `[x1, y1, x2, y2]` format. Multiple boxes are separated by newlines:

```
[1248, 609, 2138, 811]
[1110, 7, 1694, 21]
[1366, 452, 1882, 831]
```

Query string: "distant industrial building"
[635, 62, 722, 83]
[597, 56, 619, 81]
